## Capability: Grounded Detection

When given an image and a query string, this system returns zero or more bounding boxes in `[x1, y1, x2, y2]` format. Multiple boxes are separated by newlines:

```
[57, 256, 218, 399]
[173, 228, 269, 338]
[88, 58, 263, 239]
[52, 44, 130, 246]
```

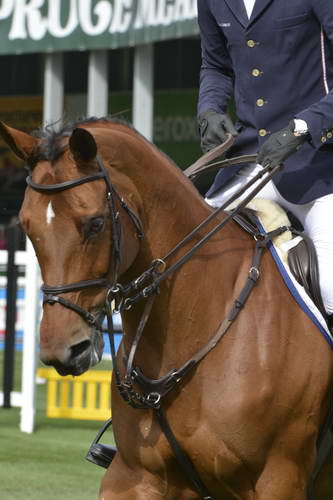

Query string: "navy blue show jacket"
[198, 0, 333, 204]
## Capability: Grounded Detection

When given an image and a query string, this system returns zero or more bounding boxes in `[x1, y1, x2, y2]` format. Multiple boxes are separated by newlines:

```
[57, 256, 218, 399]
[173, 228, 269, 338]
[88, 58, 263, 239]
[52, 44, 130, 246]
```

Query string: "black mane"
[31, 116, 134, 164]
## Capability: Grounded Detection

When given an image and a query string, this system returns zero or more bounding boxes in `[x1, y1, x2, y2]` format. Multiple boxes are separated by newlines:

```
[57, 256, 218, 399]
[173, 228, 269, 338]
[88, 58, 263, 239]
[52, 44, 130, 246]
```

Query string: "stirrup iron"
[85, 418, 117, 469]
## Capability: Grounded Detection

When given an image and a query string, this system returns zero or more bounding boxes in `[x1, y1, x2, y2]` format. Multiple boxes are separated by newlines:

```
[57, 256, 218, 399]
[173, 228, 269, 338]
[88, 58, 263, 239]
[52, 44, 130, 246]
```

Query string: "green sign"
[96, 89, 201, 168]
[102, 89, 210, 192]
[0, 0, 199, 55]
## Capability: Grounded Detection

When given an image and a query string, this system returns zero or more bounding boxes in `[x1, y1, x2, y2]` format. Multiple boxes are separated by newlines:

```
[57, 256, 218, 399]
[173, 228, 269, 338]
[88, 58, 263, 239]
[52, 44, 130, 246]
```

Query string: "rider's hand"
[198, 109, 238, 153]
[257, 120, 310, 168]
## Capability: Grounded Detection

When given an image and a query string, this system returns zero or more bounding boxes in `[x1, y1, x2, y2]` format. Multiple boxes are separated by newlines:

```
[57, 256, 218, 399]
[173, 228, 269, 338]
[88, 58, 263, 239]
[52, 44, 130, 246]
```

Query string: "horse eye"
[87, 217, 105, 236]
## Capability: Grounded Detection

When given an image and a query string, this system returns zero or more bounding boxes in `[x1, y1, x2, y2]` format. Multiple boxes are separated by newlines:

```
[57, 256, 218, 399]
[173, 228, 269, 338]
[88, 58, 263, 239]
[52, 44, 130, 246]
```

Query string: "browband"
[26, 171, 105, 192]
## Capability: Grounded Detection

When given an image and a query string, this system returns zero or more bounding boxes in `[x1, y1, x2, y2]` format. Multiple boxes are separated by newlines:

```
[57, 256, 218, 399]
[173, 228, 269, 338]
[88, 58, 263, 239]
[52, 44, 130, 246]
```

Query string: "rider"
[197, 0, 333, 328]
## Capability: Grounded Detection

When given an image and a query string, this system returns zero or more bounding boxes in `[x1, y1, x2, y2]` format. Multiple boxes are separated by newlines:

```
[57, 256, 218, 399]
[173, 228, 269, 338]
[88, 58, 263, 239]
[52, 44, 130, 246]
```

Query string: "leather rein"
[27, 137, 288, 500]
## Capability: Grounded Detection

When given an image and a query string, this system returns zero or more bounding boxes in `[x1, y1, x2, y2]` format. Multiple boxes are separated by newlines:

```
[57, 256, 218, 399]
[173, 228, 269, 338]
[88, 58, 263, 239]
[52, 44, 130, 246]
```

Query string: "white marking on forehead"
[46, 202, 56, 225]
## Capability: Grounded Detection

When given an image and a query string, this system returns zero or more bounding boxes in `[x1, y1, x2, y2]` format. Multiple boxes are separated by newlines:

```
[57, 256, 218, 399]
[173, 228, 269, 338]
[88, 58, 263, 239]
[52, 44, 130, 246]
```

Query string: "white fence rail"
[0, 241, 41, 433]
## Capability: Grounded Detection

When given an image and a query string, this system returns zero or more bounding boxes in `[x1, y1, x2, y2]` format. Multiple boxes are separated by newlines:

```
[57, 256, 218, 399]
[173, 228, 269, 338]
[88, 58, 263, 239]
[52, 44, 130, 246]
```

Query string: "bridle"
[26, 144, 288, 500]
[26, 155, 144, 331]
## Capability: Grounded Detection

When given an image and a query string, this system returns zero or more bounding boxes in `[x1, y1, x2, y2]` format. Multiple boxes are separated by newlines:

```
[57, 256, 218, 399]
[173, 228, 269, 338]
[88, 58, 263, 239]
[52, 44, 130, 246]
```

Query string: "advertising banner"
[0, 0, 198, 55]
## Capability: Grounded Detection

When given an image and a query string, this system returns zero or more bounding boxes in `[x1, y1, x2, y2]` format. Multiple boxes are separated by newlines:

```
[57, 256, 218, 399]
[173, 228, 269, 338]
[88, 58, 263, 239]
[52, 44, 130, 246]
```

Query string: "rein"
[105, 159, 286, 407]
[28, 141, 287, 500]
[102, 155, 288, 500]
[112, 161, 280, 311]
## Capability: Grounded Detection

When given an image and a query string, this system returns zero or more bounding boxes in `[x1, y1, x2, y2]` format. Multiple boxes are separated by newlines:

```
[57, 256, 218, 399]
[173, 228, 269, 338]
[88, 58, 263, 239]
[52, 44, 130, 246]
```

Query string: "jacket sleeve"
[296, 0, 333, 147]
[197, 0, 234, 116]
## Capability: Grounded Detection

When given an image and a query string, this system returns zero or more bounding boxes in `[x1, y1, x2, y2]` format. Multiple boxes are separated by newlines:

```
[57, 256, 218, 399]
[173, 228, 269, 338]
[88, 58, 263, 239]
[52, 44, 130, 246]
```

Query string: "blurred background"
[0, 2, 204, 499]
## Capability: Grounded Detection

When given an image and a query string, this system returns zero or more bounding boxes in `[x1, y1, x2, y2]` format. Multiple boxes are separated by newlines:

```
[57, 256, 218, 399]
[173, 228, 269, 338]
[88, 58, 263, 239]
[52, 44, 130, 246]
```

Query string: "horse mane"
[31, 116, 138, 164]
[28, 115, 182, 181]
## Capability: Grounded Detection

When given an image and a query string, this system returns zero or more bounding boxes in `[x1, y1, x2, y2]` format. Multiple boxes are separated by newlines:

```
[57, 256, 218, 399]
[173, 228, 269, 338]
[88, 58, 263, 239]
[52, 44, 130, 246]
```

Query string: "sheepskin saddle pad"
[231, 198, 327, 322]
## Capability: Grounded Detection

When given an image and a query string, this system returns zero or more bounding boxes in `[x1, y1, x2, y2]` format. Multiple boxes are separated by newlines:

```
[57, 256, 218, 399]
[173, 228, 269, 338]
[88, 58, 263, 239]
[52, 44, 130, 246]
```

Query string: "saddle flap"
[288, 239, 310, 287]
[287, 234, 327, 319]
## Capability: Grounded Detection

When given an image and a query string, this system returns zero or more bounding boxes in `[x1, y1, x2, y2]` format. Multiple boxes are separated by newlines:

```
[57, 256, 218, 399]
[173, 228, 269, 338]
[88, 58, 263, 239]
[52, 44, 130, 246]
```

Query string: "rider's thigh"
[295, 193, 333, 314]
[205, 163, 279, 208]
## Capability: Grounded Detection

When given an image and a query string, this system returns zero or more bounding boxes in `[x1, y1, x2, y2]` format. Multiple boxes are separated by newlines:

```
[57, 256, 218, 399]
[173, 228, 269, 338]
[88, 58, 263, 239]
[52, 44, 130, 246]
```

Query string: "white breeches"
[206, 164, 333, 315]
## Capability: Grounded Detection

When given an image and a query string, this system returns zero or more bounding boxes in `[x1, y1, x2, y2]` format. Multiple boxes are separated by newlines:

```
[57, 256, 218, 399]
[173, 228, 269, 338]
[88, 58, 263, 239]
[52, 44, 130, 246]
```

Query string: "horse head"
[0, 120, 143, 375]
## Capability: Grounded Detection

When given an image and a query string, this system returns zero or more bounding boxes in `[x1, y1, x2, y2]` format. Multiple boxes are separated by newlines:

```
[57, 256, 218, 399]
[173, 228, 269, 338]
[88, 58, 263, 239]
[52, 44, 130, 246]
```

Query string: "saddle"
[183, 139, 328, 325]
[234, 207, 328, 323]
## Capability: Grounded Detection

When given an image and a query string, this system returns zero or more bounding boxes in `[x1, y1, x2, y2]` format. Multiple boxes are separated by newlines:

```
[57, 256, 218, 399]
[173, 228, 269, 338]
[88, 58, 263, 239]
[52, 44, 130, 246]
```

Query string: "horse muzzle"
[40, 328, 104, 376]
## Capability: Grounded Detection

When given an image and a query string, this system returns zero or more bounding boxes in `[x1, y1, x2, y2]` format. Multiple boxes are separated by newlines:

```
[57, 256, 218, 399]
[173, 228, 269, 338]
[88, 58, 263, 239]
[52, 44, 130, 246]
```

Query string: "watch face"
[293, 119, 308, 135]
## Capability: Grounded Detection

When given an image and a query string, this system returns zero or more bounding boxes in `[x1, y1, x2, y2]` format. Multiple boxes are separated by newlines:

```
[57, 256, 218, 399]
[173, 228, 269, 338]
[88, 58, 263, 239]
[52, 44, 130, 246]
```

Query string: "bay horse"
[1, 118, 333, 499]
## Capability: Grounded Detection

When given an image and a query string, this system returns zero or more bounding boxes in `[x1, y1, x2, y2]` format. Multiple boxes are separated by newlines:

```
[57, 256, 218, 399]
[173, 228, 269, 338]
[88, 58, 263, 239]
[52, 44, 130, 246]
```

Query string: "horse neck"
[115, 132, 214, 277]
[112, 134, 241, 375]
[94, 123, 211, 248]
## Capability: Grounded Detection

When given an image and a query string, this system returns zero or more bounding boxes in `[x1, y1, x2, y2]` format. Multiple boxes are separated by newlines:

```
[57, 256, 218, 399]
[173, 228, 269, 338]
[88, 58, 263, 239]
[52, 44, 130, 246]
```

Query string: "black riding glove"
[257, 120, 309, 168]
[198, 109, 238, 153]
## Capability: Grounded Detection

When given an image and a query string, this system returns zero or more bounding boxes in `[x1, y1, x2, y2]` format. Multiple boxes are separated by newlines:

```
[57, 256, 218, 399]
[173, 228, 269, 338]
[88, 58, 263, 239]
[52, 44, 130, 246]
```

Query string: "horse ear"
[69, 128, 97, 165]
[0, 121, 38, 160]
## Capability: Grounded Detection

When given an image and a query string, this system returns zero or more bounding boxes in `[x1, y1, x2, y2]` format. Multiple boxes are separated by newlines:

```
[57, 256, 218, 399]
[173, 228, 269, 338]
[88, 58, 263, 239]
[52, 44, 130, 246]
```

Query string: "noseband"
[26, 156, 144, 330]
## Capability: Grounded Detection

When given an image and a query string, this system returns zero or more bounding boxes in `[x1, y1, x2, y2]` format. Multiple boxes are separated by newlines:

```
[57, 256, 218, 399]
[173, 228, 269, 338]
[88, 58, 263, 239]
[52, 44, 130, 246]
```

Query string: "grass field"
[0, 351, 115, 500]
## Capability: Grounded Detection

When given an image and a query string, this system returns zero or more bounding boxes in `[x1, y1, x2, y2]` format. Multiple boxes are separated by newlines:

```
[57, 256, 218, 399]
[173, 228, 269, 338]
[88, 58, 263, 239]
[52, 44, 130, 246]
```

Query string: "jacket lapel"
[248, 0, 275, 27]
[224, 0, 249, 29]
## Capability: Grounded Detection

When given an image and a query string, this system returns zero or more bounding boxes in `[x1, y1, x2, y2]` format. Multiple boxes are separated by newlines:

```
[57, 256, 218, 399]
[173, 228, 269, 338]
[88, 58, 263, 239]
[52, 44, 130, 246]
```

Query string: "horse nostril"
[70, 339, 91, 360]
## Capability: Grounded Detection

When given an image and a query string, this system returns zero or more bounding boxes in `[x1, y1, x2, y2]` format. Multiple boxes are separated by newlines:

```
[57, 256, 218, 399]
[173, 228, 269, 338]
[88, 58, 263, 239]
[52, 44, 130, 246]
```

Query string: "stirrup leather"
[85, 418, 117, 469]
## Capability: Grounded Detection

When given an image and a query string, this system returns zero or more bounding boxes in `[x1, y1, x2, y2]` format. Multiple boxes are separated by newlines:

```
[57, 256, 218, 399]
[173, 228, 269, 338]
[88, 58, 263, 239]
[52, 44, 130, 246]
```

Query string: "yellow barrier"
[37, 368, 111, 421]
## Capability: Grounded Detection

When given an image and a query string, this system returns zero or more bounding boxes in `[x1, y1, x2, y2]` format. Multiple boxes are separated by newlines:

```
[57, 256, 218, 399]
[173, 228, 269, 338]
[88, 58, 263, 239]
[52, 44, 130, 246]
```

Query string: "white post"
[20, 240, 40, 433]
[20, 53, 64, 433]
[133, 44, 154, 141]
[87, 50, 108, 117]
[43, 52, 64, 126]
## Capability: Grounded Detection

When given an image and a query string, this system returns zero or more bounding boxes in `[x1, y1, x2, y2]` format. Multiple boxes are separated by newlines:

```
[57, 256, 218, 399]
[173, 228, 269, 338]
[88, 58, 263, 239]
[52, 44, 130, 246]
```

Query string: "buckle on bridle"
[106, 284, 123, 302]
[86, 312, 97, 326]
[123, 298, 132, 311]
[110, 283, 123, 294]
[146, 392, 161, 408]
[43, 293, 56, 305]
[142, 286, 151, 298]
[142, 283, 159, 298]
[152, 258, 166, 273]
[254, 233, 265, 242]
[248, 267, 260, 281]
